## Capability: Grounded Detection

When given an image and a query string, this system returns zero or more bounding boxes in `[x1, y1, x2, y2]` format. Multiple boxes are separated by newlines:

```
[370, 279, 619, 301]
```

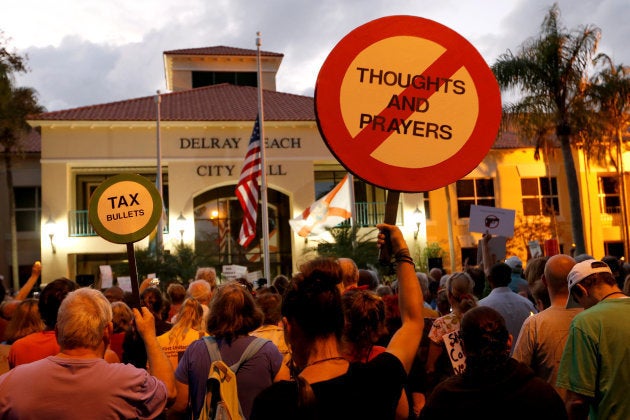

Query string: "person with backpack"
[250, 224, 424, 420]
[170, 281, 283, 419]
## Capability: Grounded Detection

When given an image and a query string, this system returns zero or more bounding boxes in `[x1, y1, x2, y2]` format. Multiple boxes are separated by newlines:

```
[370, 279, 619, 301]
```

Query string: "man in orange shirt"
[8, 278, 77, 368]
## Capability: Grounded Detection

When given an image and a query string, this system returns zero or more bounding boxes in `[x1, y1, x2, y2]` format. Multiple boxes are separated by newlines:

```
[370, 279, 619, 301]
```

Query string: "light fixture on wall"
[176, 212, 186, 245]
[412, 206, 424, 240]
[44, 217, 57, 254]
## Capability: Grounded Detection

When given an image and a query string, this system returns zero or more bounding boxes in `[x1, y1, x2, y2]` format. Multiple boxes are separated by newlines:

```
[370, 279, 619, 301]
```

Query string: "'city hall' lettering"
[267, 165, 287, 175]
[196, 164, 287, 176]
[196, 165, 235, 176]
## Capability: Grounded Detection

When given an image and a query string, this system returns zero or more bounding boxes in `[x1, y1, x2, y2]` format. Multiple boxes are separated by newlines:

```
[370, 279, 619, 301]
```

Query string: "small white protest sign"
[100, 265, 113, 289]
[443, 330, 466, 375]
[469, 205, 515, 238]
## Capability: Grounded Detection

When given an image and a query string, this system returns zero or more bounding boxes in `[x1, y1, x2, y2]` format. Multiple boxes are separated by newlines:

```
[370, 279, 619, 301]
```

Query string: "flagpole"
[256, 32, 271, 282]
[155, 91, 164, 259]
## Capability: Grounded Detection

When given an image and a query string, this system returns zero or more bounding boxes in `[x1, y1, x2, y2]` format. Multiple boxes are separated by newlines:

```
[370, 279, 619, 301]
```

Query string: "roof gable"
[164, 46, 283, 58]
[29, 84, 313, 122]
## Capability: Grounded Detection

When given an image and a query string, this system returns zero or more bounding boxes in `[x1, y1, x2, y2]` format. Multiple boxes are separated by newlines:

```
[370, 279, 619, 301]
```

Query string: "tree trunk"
[4, 152, 19, 292]
[444, 185, 456, 273]
[559, 134, 586, 255]
[616, 129, 629, 259]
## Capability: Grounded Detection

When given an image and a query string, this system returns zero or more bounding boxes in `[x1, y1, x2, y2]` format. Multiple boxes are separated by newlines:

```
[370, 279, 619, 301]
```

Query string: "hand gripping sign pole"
[315, 15, 501, 266]
[89, 173, 164, 308]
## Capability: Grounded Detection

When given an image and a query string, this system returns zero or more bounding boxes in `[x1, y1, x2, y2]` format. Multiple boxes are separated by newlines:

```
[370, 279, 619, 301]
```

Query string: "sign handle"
[378, 190, 400, 265]
[126, 243, 141, 309]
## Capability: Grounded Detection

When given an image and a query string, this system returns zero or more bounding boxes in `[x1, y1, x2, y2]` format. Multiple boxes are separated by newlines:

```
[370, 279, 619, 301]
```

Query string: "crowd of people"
[1, 225, 629, 419]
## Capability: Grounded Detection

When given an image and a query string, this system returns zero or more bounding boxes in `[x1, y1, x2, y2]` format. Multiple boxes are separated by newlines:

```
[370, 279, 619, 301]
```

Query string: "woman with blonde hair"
[156, 297, 207, 369]
[425, 271, 477, 394]
[2, 298, 44, 344]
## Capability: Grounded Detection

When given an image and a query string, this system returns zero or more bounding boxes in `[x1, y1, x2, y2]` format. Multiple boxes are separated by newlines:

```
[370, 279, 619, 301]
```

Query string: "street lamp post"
[44, 217, 57, 254]
[176, 212, 186, 246]
[412, 206, 424, 240]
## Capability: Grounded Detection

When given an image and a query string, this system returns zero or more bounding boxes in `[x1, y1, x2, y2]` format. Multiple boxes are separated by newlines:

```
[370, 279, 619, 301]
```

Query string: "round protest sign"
[315, 15, 501, 192]
[88, 173, 163, 244]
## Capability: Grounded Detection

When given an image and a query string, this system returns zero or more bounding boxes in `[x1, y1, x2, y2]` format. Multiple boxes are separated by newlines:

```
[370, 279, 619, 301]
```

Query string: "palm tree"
[306, 225, 380, 271]
[582, 55, 630, 255]
[492, 3, 600, 255]
[1, 35, 44, 289]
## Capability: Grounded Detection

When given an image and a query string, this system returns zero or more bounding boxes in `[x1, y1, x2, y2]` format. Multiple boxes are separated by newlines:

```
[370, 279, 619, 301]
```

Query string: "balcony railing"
[340, 201, 404, 227]
[601, 210, 622, 227]
[68, 210, 169, 237]
[68, 210, 95, 237]
[68, 202, 400, 237]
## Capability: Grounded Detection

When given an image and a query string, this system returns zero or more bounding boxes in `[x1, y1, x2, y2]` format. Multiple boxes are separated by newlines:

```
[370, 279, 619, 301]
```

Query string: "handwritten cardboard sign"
[443, 330, 466, 375]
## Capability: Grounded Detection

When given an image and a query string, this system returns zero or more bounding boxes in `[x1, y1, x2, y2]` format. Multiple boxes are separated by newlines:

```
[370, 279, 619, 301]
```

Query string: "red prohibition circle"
[315, 15, 502, 192]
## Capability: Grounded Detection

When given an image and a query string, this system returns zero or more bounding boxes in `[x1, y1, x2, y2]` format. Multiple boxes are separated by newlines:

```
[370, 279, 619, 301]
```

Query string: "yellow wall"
[36, 117, 628, 282]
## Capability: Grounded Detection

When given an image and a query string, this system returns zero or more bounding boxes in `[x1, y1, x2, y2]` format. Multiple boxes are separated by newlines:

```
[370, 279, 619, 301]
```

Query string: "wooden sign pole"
[378, 190, 400, 265]
[126, 243, 141, 309]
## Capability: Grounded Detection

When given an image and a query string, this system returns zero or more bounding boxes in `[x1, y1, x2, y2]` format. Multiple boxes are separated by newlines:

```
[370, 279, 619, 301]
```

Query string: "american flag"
[218, 219, 230, 253]
[236, 115, 262, 247]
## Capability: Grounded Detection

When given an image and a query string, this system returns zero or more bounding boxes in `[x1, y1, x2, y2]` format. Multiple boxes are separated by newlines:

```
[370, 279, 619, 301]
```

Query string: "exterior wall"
[424, 147, 575, 272]
[0, 153, 42, 292]
[576, 147, 624, 259]
[40, 120, 423, 283]
[31, 125, 630, 284]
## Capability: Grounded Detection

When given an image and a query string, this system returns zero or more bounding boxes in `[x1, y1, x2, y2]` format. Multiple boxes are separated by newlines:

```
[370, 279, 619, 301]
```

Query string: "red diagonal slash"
[353, 48, 464, 153]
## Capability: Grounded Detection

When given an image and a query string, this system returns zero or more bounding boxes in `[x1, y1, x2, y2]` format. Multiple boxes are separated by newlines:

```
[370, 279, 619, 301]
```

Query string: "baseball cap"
[505, 256, 522, 271]
[566, 259, 612, 308]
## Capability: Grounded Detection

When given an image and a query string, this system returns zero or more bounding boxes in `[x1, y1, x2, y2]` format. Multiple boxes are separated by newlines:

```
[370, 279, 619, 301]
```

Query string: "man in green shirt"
[557, 259, 630, 420]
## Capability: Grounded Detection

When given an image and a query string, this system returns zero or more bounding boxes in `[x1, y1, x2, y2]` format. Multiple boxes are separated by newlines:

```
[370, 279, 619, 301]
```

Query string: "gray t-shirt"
[512, 305, 582, 399]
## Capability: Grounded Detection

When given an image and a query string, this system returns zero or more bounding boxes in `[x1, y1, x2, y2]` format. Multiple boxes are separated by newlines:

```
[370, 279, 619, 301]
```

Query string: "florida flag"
[289, 175, 353, 237]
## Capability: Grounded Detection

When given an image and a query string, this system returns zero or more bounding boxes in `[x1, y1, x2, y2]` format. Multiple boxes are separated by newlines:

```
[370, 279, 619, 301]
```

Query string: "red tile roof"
[164, 46, 283, 58]
[26, 83, 539, 152]
[29, 84, 314, 122]
[0, 129, 41, 154]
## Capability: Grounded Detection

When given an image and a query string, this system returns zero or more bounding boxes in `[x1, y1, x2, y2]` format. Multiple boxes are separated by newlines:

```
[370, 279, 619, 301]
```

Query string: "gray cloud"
[11, 0, 629, 111]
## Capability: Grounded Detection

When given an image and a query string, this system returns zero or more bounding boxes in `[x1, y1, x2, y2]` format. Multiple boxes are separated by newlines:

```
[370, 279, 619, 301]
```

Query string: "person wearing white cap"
[556, 259, 630, 420]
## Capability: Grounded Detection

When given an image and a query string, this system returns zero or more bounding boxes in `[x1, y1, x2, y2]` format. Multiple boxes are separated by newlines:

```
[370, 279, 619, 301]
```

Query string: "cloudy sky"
[1, 0, 628, 112]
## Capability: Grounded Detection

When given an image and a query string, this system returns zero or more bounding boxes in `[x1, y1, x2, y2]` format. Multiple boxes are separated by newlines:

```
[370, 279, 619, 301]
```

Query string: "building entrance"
[193, 185, 293, 279]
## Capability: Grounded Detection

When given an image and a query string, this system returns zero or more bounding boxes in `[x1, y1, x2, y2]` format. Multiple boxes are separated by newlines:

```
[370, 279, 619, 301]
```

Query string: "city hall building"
[1, 45, 627, 287]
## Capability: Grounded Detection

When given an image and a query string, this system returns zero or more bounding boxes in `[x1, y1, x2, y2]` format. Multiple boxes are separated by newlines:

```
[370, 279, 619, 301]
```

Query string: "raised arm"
[14, 261, 41, 300]
[134, 307, 177, 402]
[377, 223, 424, 374]
[480, 232, 495, 278]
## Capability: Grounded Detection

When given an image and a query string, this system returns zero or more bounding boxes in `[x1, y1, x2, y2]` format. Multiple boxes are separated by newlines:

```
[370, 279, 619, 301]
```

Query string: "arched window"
[193, 185, 292, 278]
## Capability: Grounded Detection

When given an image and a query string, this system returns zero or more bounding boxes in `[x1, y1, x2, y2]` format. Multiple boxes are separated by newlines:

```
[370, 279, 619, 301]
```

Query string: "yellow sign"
[315, 15, 501, 192]
[89, 174, 163, 244]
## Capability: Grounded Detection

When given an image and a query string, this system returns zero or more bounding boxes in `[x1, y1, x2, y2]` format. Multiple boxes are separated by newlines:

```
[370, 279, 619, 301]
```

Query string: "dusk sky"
[2, 0, 628, 112]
